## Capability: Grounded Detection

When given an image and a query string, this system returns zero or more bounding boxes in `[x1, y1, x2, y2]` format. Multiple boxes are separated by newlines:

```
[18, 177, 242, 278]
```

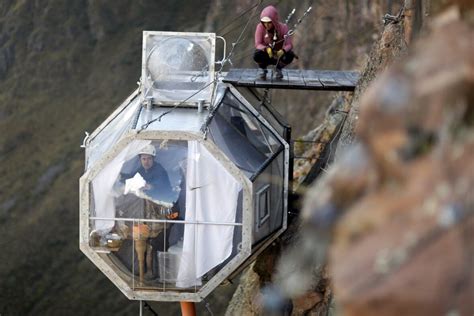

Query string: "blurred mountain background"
[2, 0, 460, 315]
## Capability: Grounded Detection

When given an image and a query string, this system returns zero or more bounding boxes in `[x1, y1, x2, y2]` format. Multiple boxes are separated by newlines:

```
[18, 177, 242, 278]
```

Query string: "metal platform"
[223, 68, 359, 91]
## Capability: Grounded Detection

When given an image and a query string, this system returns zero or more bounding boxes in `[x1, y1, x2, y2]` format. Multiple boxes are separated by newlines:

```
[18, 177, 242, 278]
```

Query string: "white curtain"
[176, 141, 242, 288]
[91, 140, 151, 232]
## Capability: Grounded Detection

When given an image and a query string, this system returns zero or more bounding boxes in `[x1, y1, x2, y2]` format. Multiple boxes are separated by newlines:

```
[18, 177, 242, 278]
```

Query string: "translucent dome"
[147, 37, 209, 83]
[142, 33, 215, 104]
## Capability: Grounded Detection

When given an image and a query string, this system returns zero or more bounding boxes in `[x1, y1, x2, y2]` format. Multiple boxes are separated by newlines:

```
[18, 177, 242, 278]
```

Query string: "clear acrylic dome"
[147, 37, 209, 82]
[142, 34, 215, 104]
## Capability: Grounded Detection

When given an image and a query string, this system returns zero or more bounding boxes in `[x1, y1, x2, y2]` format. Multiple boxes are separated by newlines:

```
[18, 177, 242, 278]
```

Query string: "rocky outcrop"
[225, 3, 409, 315]
[228, 3, 474, 316]
[335, 20, 408, 159]
[288, 6, 473, 316]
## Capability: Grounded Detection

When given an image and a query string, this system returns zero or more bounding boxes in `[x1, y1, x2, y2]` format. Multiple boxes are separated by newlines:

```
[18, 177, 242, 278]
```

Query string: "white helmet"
[138, 145, 156, 157]
[261, 16, 272, 23]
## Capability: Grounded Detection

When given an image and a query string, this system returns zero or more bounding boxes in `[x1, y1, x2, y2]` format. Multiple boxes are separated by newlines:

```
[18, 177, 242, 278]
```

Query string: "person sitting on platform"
[254, 5, 295, 80]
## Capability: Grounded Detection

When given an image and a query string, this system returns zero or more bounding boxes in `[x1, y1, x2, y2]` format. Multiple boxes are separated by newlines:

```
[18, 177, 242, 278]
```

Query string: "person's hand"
[276, 49, 285, 58]
[166, 212, 179, 220]
[265, 47, 273, 58]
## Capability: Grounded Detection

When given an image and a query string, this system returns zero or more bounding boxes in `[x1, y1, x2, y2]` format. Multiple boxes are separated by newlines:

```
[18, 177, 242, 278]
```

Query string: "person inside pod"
[114, 144, 180, 280]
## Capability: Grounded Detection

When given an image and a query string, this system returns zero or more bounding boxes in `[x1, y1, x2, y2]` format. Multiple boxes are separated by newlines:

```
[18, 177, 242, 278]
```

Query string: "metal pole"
[180, 301, 196, 316]
[90, 216, 243, 226]
[139, 300, 143, 316]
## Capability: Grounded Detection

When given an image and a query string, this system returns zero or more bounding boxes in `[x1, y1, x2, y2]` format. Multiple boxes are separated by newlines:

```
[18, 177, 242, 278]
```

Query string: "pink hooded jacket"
[255, 5, 293, 52]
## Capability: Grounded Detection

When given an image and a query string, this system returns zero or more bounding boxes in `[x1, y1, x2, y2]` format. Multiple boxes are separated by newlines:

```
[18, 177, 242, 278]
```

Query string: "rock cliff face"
[259, 2, 473, 316]
[0, 1, 420, 315]
[328, 12, 474, 314]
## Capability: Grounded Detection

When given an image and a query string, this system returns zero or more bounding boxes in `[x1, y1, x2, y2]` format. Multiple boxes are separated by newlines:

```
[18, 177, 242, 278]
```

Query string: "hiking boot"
[275, 68, 283, 80]
[257, 68, 267, 80]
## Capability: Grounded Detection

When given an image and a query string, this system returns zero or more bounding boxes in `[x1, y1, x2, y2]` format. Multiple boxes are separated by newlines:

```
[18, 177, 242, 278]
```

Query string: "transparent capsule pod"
[80, 31, 290, 302]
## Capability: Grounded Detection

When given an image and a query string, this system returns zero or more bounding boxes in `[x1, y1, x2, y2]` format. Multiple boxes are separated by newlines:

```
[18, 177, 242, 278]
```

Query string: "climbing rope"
[230, 4, 313, 67]
[274, 5, 313, 69]
[216, 0, 264, 73]
[285, 8, 296, 24]
[286, 6, 313, 38]
[198, 0, 268, 137]
[139, 1, 266, 131]
[218, 0, 287, 38]
[216, 2, 263, 35]
[139, 0, 316, 133]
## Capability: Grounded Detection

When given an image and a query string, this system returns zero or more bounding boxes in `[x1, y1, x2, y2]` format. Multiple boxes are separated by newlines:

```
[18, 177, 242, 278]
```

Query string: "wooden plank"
[318, 70, 341, 88]
[287, 69, 305, 87]
[270, 69, 290, 88]
[344, 71, 360, 85]
[331, 71, 355, 87]
[223, 68, 358, 91]
[254, 80, 275, 89]
[255, 69, 269, 85]
[331, 71, 358, 91]
[237, 69, 257, 86]
[222, 69, 243, 83]
[302, 70, 324, 89]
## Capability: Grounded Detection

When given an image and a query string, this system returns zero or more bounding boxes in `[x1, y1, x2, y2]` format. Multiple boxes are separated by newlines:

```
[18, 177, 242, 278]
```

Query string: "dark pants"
[253, 49, 295, 69]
